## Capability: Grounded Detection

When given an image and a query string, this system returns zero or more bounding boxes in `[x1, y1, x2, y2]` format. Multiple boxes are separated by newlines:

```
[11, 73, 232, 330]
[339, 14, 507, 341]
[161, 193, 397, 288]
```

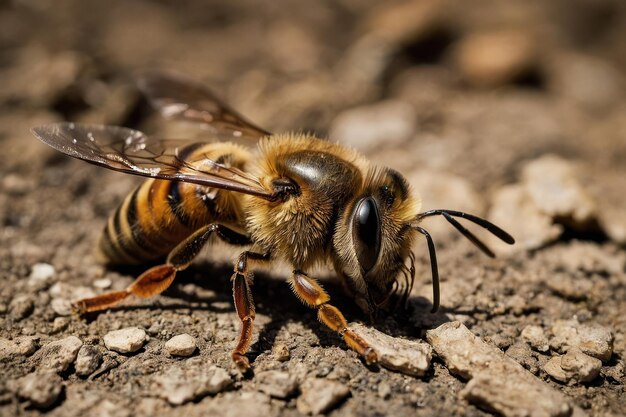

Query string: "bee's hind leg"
[73, 224, 251, 313]
[230, 250, 270, 371]
[289, 270, 378, 365]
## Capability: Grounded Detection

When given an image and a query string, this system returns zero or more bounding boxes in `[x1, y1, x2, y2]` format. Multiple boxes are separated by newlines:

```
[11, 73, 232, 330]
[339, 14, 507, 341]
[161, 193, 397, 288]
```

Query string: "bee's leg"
[74, 224, 251, 313]
[289, 270, 378, 364]
[230, 250, 270, 371]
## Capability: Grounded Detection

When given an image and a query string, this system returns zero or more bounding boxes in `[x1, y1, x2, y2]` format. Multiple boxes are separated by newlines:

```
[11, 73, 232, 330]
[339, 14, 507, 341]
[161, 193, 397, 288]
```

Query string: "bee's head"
[333, 168, 515, 316]
[332, 168, 420, 315]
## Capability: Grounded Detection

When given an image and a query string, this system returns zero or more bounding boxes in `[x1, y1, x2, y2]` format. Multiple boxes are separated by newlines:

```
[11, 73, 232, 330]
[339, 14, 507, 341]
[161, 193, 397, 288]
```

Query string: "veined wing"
[138, 72, 270, 141]
[32, 122, 275, 200]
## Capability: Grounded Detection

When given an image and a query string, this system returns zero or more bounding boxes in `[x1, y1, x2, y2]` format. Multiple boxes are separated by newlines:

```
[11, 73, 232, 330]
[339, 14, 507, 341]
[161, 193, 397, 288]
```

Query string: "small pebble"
[75, 345, 103, 377]
[9, 295, 34, 321]
[104, 327, 148, 354]
[164, 334, 196, 357]
[154, 363, 232, 405]
[38, 335, 83, 372]
[93, 278, 112, 289]
[28, 263, 55, 286]
[13, 371, 63, 409]
[543, 348, 602, 384]
[52, 317, 70, 333]
[550, 320, 614, 362]
[377, 381, 392, 399]
[0, 336, 38, 359]
[256, 370, 298, 399]
[272, 342, 290, 362]
[521, 325, 550, 352]
[297, 378, 350, 415]
[50, 298, 72, 316]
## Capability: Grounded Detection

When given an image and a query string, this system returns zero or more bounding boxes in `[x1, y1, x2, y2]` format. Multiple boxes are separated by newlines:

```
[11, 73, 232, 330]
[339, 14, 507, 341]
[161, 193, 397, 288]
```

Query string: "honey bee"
[32, 73, 514, 371]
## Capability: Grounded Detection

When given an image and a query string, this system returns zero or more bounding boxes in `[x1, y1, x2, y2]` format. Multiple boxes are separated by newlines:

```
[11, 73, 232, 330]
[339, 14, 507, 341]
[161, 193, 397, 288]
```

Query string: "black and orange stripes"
[96, 142, 251, 265]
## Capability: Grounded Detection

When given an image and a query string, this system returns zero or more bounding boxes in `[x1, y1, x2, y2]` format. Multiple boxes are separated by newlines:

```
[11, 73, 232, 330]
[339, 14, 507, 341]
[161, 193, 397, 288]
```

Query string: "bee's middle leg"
[74, 224, 251, 313]
[289, 270, 378, 364]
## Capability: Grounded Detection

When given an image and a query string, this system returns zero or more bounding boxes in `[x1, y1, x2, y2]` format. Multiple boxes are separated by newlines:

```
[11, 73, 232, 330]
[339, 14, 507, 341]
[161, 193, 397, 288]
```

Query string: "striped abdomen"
[96, 142, 250, 265]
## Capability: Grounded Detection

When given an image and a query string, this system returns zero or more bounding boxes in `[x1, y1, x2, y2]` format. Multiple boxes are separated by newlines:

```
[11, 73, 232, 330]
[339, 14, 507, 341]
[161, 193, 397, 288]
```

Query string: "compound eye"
[352, 197, 381, 273]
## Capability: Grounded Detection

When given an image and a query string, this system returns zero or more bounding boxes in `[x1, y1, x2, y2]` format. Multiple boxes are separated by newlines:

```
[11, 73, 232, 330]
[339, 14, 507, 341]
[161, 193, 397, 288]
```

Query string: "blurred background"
[2, 0, 626, 248]
[0, 1, 625, 416]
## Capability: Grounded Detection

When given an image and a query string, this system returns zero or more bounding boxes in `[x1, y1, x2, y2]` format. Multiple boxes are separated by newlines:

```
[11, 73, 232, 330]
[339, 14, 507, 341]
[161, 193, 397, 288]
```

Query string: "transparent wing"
[32, 123, 275, 199]
[138, 72, 270, 141]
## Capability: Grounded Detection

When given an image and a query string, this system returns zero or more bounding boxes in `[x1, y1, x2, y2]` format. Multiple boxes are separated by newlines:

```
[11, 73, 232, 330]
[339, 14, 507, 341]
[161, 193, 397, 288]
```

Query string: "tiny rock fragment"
[0, 336, 38, 359]
[522, 155, 596, 227]
[50, 298, 73, 316]
[9, 295, 35, 321]
[93, 278, 112, 289]
[297, 378, 350, 415]
[550, 320, 614, 362]
[487, 184, 561, 254]
[28, 263, 55, 286]
[350, 322, 432, 376]
[13, 371, 63, 409]
[75, 345, 103, 377]
[427, 321, 573, 417]
[272, 342, 290, 362]
[521, 325, 550, 352]
[452, 29, 537, 87]
[164, 334, 197, 357]
[104, 327, 148, 354]
[256, 370, 298, 399]
[38, 335, 83, 372]
[52, 317, 70, 333]
[544, 348, 602, 384]
[329, 100, 416, 152]
[153, 361, 232, 405]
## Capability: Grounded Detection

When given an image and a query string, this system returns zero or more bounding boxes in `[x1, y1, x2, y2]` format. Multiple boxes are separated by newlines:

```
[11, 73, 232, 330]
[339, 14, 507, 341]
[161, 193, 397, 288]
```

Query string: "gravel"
[164, 334, 197, 357]
[543, 348, 602, 384]
[427, 321, 573, 417]
[153, 361, 232, 405]
[11, 371, 63, 409]
[103, 327, 148, 354]
[0, 336, 38, 359]
[296, 378, 350, 415]
[8, 295, 35, 321]
[75, 345, 103, 377]
[37, 336, 83, 373]
[549, 320, 614, 362]
[256, 370, 298, 399]
[521, 325, 550, 353]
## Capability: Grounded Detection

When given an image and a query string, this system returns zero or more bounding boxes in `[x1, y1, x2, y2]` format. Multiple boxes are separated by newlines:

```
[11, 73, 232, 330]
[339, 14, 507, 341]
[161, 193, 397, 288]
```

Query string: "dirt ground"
[1, 1, 625, 416]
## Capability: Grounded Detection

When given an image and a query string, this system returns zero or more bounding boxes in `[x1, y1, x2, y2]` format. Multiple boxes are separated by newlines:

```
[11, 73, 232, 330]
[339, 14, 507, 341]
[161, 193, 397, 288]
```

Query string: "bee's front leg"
[74, 224, 250, 313]
[289, 270, 378, 365]
[230, 251, 271, 371]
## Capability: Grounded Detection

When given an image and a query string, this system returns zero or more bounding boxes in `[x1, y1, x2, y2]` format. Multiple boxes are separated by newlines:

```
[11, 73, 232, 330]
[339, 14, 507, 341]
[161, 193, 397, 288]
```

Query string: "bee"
[32, 72, 514, 371]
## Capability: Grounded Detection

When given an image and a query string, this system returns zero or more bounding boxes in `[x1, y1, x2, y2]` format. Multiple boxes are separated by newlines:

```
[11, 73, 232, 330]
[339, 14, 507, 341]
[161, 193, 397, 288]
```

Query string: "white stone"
[28, 263, 55, 286]
[164, 334, 196, 357]
[103, 327, 148, 354]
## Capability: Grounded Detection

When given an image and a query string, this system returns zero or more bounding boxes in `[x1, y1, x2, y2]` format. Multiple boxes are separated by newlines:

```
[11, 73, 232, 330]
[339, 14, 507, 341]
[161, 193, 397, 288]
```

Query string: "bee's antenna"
[412, 210, 514, 313]
[413, 226, 440, 313]
[416, 210, 515, 258]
